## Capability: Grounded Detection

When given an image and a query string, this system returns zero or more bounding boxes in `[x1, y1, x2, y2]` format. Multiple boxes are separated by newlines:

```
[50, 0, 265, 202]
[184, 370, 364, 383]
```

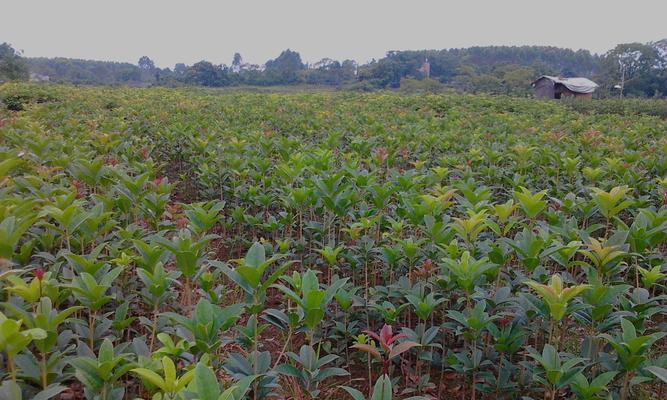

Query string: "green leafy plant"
[340, 374, 392, 400]
[599, 318, 666, 400]
[514, 187, 547, 219]
[524, 274, 591, 347]
[4, 297, 81, 388]
[441, 251, 496, 298]
[190, 362, 257, 400]
[2, 271, 55, 304]
[67, 267, 123, 348]
[273, 270, 346, 335]
[0, 380, 66, 400]
[0, 215, 36, 260]
[132, 356, 194, 399]
[525, 344, 586, 400]
[216, 242, 293, 316]
[524, 274, 591, 323]
[223, 351, 278, 400]
[570, 371, 618, 400]
[69, 338, 134, 400]
[183, 201, 225, 237]
[276, 345, 348, 398]
[451, 209, 489, 245]
[371, 301, 409, 325]
[590, 186, 633, 221]
[405, 290, 444, 321]
[636, 264, 666, 289]
[163, 298, 242, 355]
[155, 230, 216, 307]
[0, 312, 47, 381]
[578, 236, 628, 278]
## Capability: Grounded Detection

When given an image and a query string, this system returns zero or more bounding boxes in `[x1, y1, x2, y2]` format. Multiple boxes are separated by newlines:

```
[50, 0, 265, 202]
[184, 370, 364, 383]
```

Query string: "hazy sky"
[3, 0, 666, 68]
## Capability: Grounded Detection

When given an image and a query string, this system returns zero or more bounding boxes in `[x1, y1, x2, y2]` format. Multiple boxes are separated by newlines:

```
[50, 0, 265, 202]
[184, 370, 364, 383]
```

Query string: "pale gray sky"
[2, 0, 666, 68]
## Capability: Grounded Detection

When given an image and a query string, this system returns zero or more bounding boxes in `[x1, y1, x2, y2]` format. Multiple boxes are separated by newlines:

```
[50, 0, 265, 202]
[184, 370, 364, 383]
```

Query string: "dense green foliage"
[10, 39, 667, 97]
[0, 43, 29, 82]
[0, 83, 666, 399]
[563, 98, 667, 119]
[596, 42, 667, 98]
[358, 46, 599, 89]
[27, 58, 143, 86]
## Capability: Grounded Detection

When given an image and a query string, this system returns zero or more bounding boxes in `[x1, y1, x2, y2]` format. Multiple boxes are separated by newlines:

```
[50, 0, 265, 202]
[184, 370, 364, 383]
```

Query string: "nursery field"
[1, 83, 667, 400]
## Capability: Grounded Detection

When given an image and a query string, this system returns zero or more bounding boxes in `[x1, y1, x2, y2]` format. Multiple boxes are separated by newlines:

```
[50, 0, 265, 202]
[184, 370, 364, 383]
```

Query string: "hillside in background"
[27, 57, 144, 85]
[357, 46, 600, 88]
[3, 40, 667, 97]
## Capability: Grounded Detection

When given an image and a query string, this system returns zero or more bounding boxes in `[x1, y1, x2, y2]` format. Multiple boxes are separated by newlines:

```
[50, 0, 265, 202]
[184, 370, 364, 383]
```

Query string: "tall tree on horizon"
[264, 49, 305, 84]
[0, 42, 29, 81]
[231, 52, 243, 73]
[599, 43, 665, 97]
[138, 56, 155, 71]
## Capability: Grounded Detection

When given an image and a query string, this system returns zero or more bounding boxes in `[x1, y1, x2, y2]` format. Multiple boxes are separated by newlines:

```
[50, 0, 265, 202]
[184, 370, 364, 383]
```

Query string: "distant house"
[29, 73, 50, 82]
[532, 75, 598, 99]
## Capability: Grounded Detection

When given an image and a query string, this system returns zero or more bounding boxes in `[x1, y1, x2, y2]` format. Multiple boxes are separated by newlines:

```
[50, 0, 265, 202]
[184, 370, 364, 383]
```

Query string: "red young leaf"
[388, 341, 420, 360]
[387, 332, 408, 346]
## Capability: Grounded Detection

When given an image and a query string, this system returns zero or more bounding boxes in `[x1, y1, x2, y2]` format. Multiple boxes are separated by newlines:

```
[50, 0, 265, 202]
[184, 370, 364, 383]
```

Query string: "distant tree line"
[26, 57, 142, 85]
[2, 40, 666, 97]
[168, 50, 357, 87]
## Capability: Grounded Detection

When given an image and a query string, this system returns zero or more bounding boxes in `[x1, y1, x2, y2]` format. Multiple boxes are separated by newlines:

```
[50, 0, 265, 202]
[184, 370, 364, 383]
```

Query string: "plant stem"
[471, 369, 476, 400]
[495, 353, 504, 398]
[344, 312, 351, 383]
[41, 351, 48, 389]
[273, 328, 293, 368]
[438, 319, 446, 399]
[253, 298, 259, 353]
[8, 354, 16, 382]
[89, 310, 96, 349]
[367, 353, 372, 398]
[184, 277, 191, 309]
[620, 372, 632, 400]
[149, 304, 159, 351]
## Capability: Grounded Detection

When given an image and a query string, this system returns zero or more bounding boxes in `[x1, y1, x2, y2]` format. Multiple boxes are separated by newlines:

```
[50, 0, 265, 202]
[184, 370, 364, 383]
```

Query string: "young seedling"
[155, 229, 217, 307]
[524, 274, 591, 347]
[162, 298, 242, 356]
[514, 187, 547, 220]
[273, 270, 347, 344]
[524, 344, 586, 400]
[216, 242, 293, 316]
[275, 344, 348, 398]
[441, 251, 496, 304]
[69, 338, 134, 400]
[340, 374, 393, 400]
[578, 236, 628, 279]
[0, 215, 37, 260]
[405, 290, 444, 322]
[352, 324, 420, 377]
[599, 318, 666, 400]
[190, 362, 257, 400]
[4, 297, 81, 388]
[0, 312, 47, 382]
[132, 356, 195, 399]
[451, 209, 489, 247]
[66, 267, 123, 349]
[590, 186, 633, 235]
[570, 371, 618, 400]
